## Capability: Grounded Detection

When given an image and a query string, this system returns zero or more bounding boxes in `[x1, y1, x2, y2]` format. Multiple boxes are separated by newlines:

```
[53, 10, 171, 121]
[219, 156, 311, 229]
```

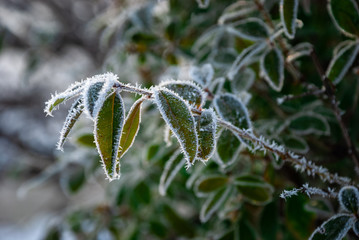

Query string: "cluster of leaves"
[41, 0, 359, 239]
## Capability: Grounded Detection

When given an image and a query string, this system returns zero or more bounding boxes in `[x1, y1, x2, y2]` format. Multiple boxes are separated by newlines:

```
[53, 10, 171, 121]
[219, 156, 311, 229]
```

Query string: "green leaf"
[44, 81, 84, 116]
[195, 175, 229, 196]
[328, 0, 359, 38]
[117, 97, 145, 159]
[227, 18, 269, 41]
[237, 219, 257, 240]
[200, 187, 232, 223]
[159, 150, 186, 196]
[94, 91, 125, 181]
[280, 0, 299, 39]
[231, 68, 255, 93]
[353, 220, 359, 236]
[84, 81, 105, 118]
[260, 46, 285, 92]
[76, 133, 96, 148]
[216, 129, 241, 166]
[154, 88, 198, 165]
[260, 200, 279, 240]
[60, 165, 86, 194]
[338, 186, 359, 213]
[160, 80, 204, 108]
[195, 109, 217, 161]
[282, 135, 309, 154]
[218, 1, 256, 25]
[57, 97, 84, 150]
[288, 113, 330, 135]
[234, 175, 274, 205]
[309, 214, 355, 240]
[163, 204, 195, 237]
[326, 41, 359, 84]
[189, 64, 214, 87]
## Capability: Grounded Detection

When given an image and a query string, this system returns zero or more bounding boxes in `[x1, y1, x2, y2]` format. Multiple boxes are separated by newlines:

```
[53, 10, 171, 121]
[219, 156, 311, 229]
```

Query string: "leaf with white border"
[195, 109, 217, 161]
[189, 64, 214, 87]
[328, 0, 359, 38]
[226, 18, 269, 42]
[200, 186, 232, 223]
[260, 46, 285, 92]
[338, 186, 359, 213]
[280, 0, 299, 39]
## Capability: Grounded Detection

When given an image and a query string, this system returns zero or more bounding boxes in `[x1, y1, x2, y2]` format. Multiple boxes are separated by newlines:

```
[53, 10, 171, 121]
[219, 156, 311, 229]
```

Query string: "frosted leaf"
[160, 80, 205, 108]
[309, 214, 355, 240]
[286, 42, 313, 62]
[216, 129, 241, 166]
[56, 97, 84, 151]
[189, 64, 214, 87]
[326, 41, 359, 85]
[260, 46, 285, 92]
[44, 80, 85, 116]
[338, 186, 359, 213]
[231, 68, 256, 93]
[218, 1, 256, 25]
[117, 97, 145, 159]
[280, 0, 299, 39]
[282, 135, 309, 154]
[288, 112, 330, 136]
[226, 18, 270, 42]
[228, 42, 266, 80]
[200, 186, 232, 223]
[194, 175, 229, 197]
[153, 87, 198, 165]
[328, 0, 359, 38]
[195, 109, 217, 161]
[159, 150, 186, 196]
[354, 220, 359, 236]
[94, 91, 125, 181]
[83, 72, 119, 119]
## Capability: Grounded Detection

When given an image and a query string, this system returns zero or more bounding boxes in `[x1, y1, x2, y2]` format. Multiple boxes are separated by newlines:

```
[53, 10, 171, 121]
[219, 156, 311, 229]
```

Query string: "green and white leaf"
[282, 135, 309, 154]
[159, 150, 186, 196]
[231, 67, 256, 93]
[195, 109, 217, 161]
[328, 0, 359, 38]
[338, 186, 359, 213]
[189, 63, 214, 87]
[326, 41, 359, 85]
[228, 42, 266, 80]
[260, 46, 285, 92]
[218, 1, 256, 25]
[194, 175, 229, 197]
[94, 91, 125, 181]
[44, 80, 85, 116]
[117, 97, 145, 159]
[216, 129, 242, 167]
[280, 0, 299, 39]
[200, 186, 232, 223]
[83, 73, 119, 118]
[234, 175, 274, 205]
[309, 214, 355, 240]
[226, 18, 269, 42]
[57, 97, 84, 151]
[287, 42, 313, 62]
[354, 220, 359, 236]
[153, 88, 198, 166]
[288, 112, 330, 135]
[160, 80, 205, 108]
[196, 0, 210, 9]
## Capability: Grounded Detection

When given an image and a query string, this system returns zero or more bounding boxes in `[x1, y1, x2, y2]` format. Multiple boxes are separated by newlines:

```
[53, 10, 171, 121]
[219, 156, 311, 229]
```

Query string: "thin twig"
[310, 49, 359, 170]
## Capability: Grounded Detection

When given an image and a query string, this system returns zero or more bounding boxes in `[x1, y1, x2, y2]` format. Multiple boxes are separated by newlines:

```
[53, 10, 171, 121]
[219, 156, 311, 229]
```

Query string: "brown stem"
[310, 49, 359, 170]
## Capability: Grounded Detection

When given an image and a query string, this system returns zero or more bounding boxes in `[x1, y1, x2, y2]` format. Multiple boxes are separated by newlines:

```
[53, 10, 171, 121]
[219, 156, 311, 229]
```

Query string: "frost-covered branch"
[280, 184, 337, 200]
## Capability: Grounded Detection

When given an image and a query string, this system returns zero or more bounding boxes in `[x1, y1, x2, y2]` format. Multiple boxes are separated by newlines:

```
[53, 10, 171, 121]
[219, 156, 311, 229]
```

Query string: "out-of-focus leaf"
[196, 0, 210, 9]
[189, 63, 214, 87]
[326, 41, 359, 84]
[163, 204, 195, 237]
[328, 0, 359, 38]
[44, 81, 84, 116]
[147, 144, 161, 161]
[94, 91, 125, 180]
[153, 88, 198, 165]
[237, 219, 256, 240]
[231, 68, 256, 93]
[216, 129, 241, 166]
[159, 150, 186, 196]
[57, 97, 84, 150]
[338, 186, 359, 213]
[288, 113, 330, 135]
[60, 165, 86, 194]
[43, 226, 61, 240]
[260, 200, 279, 240]
[200, 187, 232, 223]
[149, 220, 167, 238]
[195, 109, 217, 161]
[280, 0, 299, 39]
[287, 42, 313, 62]
[76, 133, 96, 148]
[354, 220, 359, 236]
[234, 175, 274, 205]
[132, 181, 151, 206]
[309, 214, 354, 240]
[195, 175, 229, 196]
[218, 1, 256, 25]
[282, 135, 309, 154]
[260, 47, 285, 92]
[227, 18, 269, 41]
[286, 194, 315, 239]
[118, 97, 145, 159]
[160, 80, 204, 108]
